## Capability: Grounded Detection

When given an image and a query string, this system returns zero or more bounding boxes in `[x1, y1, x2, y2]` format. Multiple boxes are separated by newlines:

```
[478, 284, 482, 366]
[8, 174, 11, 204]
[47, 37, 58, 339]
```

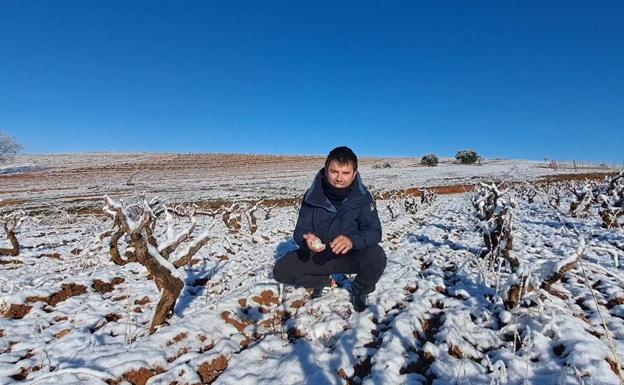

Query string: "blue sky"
[1, 1, 622, 162]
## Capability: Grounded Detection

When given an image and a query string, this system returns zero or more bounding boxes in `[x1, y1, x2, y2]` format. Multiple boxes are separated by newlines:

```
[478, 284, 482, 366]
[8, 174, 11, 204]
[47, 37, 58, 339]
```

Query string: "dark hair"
[325, 146, 358, 171]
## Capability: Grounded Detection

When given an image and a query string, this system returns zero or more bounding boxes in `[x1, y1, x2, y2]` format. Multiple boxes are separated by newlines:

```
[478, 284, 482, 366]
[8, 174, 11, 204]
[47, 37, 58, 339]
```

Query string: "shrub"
[420, 153, 439, 167]
[455, 149, 480, 164]
[0, 132, 23, 163]
[372, 162, 392, 169]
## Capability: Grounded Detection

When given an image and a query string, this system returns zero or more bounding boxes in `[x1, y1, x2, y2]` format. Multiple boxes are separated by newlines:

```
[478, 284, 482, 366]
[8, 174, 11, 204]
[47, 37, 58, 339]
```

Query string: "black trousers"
[273, 245, 387, 293]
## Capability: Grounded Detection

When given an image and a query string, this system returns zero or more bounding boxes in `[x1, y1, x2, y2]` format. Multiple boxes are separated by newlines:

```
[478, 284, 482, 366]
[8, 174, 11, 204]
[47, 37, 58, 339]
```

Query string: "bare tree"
[403, 197, 418, 214]
[504, 237, 584, 309]
[516, 185, 537, 204]
[499, 181, 586, 309]
[221, 203, 243, 233]
[599, 173, 624, 228]
[103, 196, 211, 333]
[570, 183, 600, 218]
[0, 132, 23, 163]
[0, 210, 25, 256]
[243, 200, 262, 235]
[385, 191, 401, 221]
[472, 183, 518, 270]
[544, 183, 562, 209]
[419, 188, 437, 205]
[260, 203, 277, 220]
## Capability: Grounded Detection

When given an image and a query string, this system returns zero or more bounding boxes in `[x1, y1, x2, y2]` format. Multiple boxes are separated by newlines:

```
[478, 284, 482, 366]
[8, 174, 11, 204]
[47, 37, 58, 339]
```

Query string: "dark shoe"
[350, 284, 369, 312]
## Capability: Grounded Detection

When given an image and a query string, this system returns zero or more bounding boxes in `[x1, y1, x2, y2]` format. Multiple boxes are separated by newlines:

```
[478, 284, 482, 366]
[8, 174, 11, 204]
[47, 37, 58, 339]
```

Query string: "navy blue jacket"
[293, 168, 382, 252]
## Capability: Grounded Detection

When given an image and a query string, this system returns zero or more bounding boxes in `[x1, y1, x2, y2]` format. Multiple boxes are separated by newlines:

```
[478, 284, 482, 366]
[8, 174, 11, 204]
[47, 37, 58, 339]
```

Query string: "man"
[273, 146, 387, 312]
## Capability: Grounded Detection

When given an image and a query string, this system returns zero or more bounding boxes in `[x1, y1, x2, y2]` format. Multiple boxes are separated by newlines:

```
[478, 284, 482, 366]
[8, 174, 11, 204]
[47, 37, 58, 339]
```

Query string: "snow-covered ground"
[1, 154, 623, 384]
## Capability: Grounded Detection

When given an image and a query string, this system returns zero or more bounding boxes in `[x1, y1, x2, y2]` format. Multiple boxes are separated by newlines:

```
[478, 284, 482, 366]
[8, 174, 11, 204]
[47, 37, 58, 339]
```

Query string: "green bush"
[372, 162, 392, 169]
[455, 149, 480, 164]
[420, 153, 439, 167]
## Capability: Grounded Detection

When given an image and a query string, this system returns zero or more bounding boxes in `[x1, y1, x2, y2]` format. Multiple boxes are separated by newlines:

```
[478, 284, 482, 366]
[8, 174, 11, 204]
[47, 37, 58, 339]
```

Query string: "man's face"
[326, 160, 357, 189]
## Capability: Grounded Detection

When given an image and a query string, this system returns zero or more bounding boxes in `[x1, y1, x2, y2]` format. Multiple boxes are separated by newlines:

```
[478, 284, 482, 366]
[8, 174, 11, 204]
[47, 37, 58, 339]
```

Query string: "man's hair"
[325, 146, 358, 171]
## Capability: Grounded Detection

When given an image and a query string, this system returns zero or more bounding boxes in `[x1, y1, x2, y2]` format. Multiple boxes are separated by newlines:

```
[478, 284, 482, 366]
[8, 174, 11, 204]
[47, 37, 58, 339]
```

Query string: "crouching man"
[273, 146, 387, 312]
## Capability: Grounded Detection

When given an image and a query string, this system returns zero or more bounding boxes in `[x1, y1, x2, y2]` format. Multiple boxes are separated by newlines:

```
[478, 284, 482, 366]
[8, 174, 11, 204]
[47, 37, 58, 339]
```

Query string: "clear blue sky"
[1, 1, 622, 162]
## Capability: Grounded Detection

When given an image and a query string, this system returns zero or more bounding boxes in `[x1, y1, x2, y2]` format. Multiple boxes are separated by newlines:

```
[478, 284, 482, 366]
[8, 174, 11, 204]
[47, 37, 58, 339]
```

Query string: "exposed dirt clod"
[607, 297, 624, 309]
[10, 367, 29, 381]
[400, 351, 435, 380]
[135, 296, 150, 305]
[26, 295, 48, 303]
[0, 259, 23, 265]
[37, 252, 62, 259]
[239, 335, 256, 349]
[122, 367, 164, 385]
[92, 280, 114, 294]
[252, 290, 279, 306]
[92, 277, 125, 294]
[290, 299, 305, 308]
[56, 328, 72, 338]
[2, 304, 32, 319]
[220, 311, 252, 332]
[420, 312, 443, 342]
[259, 310, 291, 331]
[449, 344, 463, 359]
[197, 355, 228, 384]
[352, 356, 373, 383]
[404, 285, 418, 294]
[47, 283, 88, 306]
[105, 313, 122, 323]
[167, 347, 191, 363]
[167, 332, 188, 346]
[406, 311, 443, 384]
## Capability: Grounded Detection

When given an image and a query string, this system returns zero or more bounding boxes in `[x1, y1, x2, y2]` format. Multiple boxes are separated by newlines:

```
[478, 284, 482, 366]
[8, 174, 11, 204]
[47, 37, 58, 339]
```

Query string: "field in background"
[1, 153, 618, 214]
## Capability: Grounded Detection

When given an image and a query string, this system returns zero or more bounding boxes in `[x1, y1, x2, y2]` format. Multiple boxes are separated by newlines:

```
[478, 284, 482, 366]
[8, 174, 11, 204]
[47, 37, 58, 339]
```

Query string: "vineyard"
[1, 154, 623, 385]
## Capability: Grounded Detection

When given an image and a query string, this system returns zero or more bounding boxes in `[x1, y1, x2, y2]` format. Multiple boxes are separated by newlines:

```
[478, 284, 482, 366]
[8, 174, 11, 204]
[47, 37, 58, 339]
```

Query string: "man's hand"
[303, 233, 325, 252]
[330, 235, 353, 255]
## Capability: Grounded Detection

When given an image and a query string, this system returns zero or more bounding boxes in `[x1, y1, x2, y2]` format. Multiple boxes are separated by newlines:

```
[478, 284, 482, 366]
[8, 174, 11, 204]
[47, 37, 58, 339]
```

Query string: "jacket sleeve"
[293, 202, 314, 250]
[347, 198, 382, 250]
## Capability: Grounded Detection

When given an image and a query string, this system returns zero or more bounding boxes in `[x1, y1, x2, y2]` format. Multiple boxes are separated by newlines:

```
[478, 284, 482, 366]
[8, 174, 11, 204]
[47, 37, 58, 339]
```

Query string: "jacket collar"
[303, 168, 368, 212]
